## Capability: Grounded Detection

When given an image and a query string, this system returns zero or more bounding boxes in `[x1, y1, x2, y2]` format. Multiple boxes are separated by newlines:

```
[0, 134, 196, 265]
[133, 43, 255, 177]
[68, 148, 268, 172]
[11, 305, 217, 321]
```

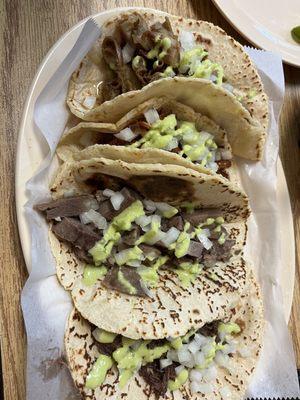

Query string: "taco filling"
[91, 110, 232, 177]
[82, 317, 244, 398]
[97, 13, 248, 104]
[36, 185, 235, 297]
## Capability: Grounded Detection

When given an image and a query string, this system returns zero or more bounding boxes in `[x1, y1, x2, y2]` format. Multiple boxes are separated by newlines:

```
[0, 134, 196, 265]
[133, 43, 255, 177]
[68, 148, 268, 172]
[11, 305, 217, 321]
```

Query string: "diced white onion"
[188, 339, 200, 354]
[220, 148, 232, 160]
[220, 386, 232, 399]
[160, 358, 172, 369]
[143, 199, 157, 212]
[202, 341, 215, 357]
[193, 351, 205, 366]
[197, 232, 213, 250]
[206, 161, 219, 172]
[178, 346, 193, 365]
[167, 350, 179, 362]
[198, 131, 213, 144]
[140, 280, 154, 298]
[197, 383, 214, 395]
[201, 228, 211, 237]
[135, 215, 152, 228]
[189, 369, 203, 382]
[215, 150, 221, 161]
[181, 133, 192, 145]
[110, 192, 125, 210]
[165, 137, 178, 151]
[222, 342, 236, 355]
[122, 42, 135, 64]
[54, 216, 62, 222]
[103, 189, 115, 197]
[209, 152, 216, 163]
[145, 229, 165, 245]
[82, 96, 96, 109]
[202, 365, 217, 381]
[179, 30, 196, 51]
[222, 83, 234, 93]
[141, 223, 151, 232]
[114, 248, 144, 266]
[131, 340, 141, 350]
[194, 333, 208, 347]
[92, 327, 101, 342]
[175, 365, 185, 375]
[151, 214, 161, 226]
[215, 351, 229, 368]
[190, 381, 200, 394]
[126, 260, 142, 268]
[161, 227, 180, 247]
[114, 250, 128, 266]
[155, 202, 176, 215]
[115, 127, 139, 142]
[195, 147, 209, 162]
[209, 74, 217, 83]
[144, 108, 160, 125]
[80, 209, 107, 230]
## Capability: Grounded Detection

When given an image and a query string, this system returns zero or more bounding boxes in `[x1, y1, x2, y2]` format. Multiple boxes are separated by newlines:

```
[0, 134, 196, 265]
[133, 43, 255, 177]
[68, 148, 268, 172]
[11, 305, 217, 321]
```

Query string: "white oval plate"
[15, 7, 295, 321]
[213, 0, 300, 67]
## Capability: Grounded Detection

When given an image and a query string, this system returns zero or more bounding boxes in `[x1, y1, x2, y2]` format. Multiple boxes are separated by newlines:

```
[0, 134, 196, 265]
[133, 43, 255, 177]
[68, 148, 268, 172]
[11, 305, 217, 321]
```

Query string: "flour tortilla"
[57, 98, 238, 183]
[67, 10, 268, 160]
[65, 270, 263, 399]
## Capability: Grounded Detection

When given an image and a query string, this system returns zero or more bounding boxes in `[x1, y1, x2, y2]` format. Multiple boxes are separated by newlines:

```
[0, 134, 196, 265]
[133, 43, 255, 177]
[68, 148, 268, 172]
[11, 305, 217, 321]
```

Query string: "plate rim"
[15, 6, 295, 322]
[212, 0, 300, 67]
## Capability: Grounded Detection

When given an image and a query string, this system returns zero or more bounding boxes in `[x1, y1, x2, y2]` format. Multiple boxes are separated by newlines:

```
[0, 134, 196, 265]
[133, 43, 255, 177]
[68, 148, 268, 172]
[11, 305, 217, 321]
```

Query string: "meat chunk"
[139, 360, 176, 398]
[96, 335, 122, 356]
[98, 200, 117, 221]
[216, 159, 231, 179]
[199, 321, 220, 337]
[102, 36, 140, 94]
[120, 187, 141, 208]
[122, 225, 141, 245]
[202, 239, 235, 264]
[102, 266, 147, 297]
[151, 18, 180, 66]
[97, 187, 140, 221]
[216, 159, 232, 171]
[187, 240, 204, 258]
[119, 14, 155, 50]
[139, 244, 161, 260]
[209, 225, 227, 240]
[161, 215, 184, 232]
[183, 209, 221, 227]
[52, 217, 101, 251]
[73, 247, 94, 264]
[35, 195, 99, 220]
[95, 190, 106, 203]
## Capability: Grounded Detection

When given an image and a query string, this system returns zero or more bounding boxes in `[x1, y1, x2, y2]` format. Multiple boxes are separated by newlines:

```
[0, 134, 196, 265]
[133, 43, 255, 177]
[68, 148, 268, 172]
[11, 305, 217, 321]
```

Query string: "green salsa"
[82, 265, 107, 286]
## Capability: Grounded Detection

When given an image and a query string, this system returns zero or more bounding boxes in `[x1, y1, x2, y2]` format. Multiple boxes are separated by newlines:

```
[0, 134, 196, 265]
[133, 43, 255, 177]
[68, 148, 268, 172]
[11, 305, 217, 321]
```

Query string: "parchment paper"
[21, 17, 300, 400]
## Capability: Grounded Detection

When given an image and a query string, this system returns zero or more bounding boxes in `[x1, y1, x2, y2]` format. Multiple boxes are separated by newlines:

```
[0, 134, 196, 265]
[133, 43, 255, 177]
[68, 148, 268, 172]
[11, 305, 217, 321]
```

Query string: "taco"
[67, 11, 268, 160]
[65, 271, 263, 399]
[35, 157, 250, 339]
[58, 98, 238, 183]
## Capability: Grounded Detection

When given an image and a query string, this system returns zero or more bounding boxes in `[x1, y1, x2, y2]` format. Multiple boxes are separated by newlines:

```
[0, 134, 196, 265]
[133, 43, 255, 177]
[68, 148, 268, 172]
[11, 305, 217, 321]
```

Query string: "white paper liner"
[20, 18, 300, 400]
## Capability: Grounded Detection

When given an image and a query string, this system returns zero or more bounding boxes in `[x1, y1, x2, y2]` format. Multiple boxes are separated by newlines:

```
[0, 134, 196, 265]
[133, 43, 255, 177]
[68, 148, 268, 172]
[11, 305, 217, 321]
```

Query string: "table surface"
[0, 0, 299, 398]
